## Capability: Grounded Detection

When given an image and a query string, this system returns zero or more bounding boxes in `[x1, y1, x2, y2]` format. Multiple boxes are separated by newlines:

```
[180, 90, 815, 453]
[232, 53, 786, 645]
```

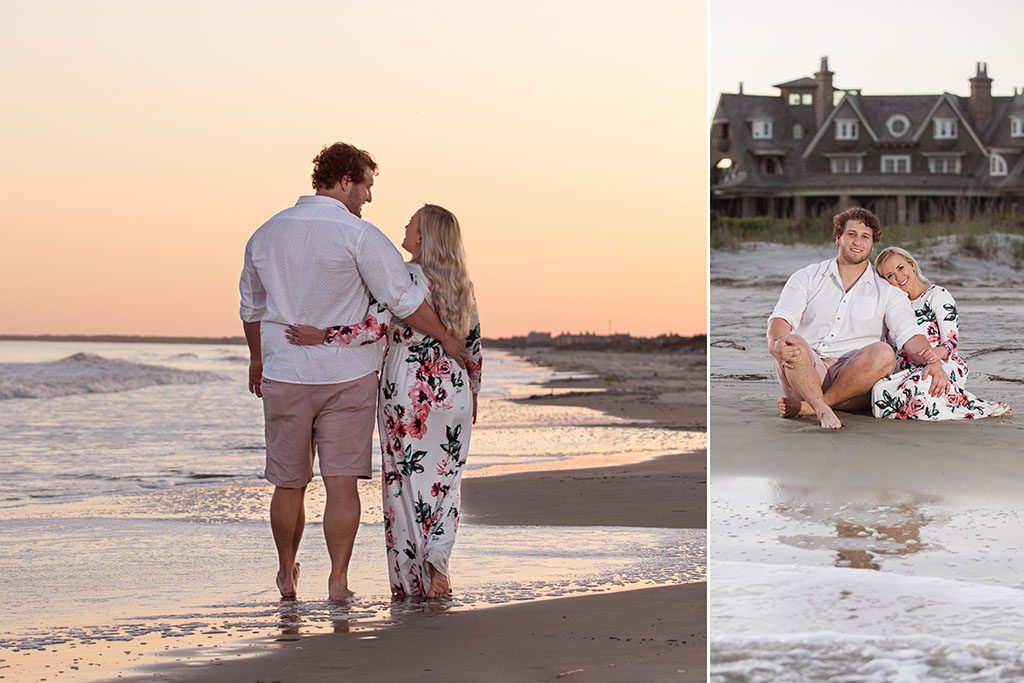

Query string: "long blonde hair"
[874, 246, 930, 286]
[417, 204, 476, 337]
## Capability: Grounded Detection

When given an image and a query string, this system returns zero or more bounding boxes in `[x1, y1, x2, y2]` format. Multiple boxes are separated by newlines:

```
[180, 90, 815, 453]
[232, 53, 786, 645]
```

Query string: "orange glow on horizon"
[0, 1, 706, 338]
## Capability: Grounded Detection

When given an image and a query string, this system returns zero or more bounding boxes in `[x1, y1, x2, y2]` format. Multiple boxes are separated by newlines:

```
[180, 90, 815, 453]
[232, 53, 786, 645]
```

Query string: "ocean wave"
[712, 633, 1024, 682]
[0, 353, 227, 400]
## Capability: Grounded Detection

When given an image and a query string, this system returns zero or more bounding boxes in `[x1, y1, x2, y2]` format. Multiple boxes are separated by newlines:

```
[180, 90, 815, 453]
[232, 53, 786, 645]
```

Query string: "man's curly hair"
[311, 143, 378, 190]
[832, 207, 882, 243]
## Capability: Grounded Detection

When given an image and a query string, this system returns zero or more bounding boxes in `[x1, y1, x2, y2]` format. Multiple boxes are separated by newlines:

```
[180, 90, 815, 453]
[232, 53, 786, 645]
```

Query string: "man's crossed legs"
[775, 335, 895, 429]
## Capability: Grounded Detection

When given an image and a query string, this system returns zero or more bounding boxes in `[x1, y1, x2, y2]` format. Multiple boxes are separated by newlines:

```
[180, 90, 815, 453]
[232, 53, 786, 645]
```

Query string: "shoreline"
[509, 347, 707, 430]
[146, 347, 708, 682]
[464, 348, 706, 528]
[152, 583, 705, 683]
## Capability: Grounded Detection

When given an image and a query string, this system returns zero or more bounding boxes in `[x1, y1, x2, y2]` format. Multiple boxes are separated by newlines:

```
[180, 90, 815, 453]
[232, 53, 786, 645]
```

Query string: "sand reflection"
[770, 483, 941, 570]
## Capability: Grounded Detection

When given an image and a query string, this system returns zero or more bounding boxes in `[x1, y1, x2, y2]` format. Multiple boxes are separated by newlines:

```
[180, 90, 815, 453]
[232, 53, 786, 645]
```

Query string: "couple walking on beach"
[239, 142, 482, 600]
[769, 207, 1010, 429]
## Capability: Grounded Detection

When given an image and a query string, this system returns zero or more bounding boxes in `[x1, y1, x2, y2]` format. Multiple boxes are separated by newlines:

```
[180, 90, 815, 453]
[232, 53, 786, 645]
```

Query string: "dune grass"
[711, 215, 1024, 252]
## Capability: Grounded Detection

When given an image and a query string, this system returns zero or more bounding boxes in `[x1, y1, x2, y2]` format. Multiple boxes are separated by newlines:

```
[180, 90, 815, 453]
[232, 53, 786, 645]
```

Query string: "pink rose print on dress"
[895, 395, 927, 419]
[407, 410, 429, 440]
[409, 380, 437, 408]
[383, 404, 408, 442]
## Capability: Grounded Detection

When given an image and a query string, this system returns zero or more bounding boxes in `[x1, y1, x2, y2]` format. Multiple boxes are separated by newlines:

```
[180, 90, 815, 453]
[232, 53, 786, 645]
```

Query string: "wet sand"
[161, 583, 705, 683]
[464, 452, 705, 528]
[164, 347, 706, 683]
[710, 241, 1024, 678]
[509, 347, 707, 430]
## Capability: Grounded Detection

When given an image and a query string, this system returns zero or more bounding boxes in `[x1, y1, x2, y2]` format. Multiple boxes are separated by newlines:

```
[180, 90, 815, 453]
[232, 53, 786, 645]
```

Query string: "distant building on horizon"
[710, 57, 1024, 224]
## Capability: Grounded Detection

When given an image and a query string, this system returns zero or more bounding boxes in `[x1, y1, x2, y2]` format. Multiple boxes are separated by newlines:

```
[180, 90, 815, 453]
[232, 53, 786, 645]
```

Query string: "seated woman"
[871, 246, 1010, 420]
[287, 204, 481, 599]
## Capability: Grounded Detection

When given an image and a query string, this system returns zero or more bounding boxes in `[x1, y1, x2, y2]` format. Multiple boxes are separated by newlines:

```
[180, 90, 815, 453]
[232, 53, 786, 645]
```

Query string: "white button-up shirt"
[239, 195, 425, 384]
[770, 258, 919, 357]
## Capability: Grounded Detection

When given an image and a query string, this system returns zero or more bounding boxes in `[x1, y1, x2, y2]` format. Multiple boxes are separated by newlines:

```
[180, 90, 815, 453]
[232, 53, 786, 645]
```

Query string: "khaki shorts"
[775, 348, 858, 397]
[261, 372, 378, 488]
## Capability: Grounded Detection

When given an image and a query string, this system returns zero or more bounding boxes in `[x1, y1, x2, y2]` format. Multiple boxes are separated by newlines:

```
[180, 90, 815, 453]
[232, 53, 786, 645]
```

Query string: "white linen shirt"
[769, 258, 919, 357]
[239, 195, 425, 384]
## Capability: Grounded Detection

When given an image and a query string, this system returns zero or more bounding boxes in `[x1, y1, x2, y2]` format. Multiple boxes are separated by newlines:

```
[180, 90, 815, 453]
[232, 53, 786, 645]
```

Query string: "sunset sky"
[0, 0, 706, 338]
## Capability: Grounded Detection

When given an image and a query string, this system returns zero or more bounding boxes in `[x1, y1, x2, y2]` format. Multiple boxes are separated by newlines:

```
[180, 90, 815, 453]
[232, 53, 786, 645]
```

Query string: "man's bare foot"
[328, 576, 354, 602]
[276, 562, 300, 600]
[780, 397, 820, 419]
[816, 406, 842, 430]
[778, 396, 801, 418]
[426, 565, 451, 599]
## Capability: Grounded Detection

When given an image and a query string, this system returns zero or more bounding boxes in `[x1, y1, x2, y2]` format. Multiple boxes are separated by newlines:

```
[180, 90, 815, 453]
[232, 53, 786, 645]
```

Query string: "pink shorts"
[775, 349, 858, 397]
[261, 372, 378, 488]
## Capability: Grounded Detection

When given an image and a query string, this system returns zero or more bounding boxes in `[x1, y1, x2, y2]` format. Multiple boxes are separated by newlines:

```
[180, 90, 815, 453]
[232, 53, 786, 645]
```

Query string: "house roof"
[773, 76, 817, 89]
[714, 93, 811, 189]
[848, 95, 937, 143]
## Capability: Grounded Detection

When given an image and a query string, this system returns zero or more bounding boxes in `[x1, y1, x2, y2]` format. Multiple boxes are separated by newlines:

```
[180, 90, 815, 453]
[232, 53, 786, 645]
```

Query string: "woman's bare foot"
[426, 564, 451, 599]
[816, 406, 842, 429]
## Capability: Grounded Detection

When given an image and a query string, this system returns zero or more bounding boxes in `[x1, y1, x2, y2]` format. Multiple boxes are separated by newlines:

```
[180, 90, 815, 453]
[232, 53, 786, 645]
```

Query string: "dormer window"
[1012, 116, 1024, 138]
[751, 119, 773, 140]
[934, 117, 958, 139]
[886, 114, 910, 137]
[787, 93, 813, 106]
[835, 119, 859, 140]
[990, 153, 1008, 177]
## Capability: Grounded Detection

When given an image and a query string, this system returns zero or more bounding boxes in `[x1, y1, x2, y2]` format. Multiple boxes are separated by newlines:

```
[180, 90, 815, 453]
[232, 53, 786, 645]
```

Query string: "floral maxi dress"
[871, 284, 1010, 420]
[325, 263, 482, 596]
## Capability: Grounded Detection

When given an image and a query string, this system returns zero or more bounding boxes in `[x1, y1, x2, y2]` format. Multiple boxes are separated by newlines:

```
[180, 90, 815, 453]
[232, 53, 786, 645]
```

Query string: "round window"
[887, 114, 910, 137]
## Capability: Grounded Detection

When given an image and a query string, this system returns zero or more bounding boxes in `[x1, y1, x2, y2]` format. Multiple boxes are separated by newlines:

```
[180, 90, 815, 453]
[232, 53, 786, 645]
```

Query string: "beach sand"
[164, 583, 705, 683]
[710, 241, 1024, 678]
[162, 347, 706, 683]
[508, 347, 707, 431]
[463, 452, 705, 528]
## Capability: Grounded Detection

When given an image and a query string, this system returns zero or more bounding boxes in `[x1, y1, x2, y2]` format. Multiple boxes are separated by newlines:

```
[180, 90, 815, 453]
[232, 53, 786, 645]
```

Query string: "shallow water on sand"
[710, 262, 1024, 682]
[0, 341, 704, 682]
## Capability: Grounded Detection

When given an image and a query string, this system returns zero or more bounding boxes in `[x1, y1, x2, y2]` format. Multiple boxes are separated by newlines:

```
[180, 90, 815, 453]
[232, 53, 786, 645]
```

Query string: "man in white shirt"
[240, 142, 468, 600]
[767, 207, 950, 430]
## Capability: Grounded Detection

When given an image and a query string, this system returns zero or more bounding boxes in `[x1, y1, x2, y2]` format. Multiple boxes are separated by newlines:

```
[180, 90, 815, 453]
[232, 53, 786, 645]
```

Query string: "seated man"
[767, 208, 950, 430]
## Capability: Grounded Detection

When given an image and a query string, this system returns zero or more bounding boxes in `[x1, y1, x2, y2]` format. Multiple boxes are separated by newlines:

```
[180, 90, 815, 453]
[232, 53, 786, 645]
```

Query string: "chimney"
[969, 61, 993, 131]
[738, 81, 744, 95]
[814, 56, 834, 129]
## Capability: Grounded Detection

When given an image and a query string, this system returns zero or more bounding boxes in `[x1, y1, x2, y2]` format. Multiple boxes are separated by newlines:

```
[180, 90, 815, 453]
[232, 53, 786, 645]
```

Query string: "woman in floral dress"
[871, 246, 1010, 420]
[288, 204, 481, 599]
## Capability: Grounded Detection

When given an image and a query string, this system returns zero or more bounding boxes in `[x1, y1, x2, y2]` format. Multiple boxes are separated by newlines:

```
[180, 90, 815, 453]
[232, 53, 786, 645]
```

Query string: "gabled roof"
[849, 95, 937, 143]
[909, 93, 988, 155]
[800, 94, 879, 159]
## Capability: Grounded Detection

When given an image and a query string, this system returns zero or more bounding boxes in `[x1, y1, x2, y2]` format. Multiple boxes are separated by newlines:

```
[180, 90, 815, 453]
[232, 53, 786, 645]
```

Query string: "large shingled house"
[711, 58, 1024, 223]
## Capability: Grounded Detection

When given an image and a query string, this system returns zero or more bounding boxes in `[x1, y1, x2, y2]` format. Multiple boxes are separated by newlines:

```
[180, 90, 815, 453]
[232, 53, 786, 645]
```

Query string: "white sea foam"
[712, 561, 1024, 680]
[713, 561, 1024, 641]
[712, 633, 1024, 682]
[0, 352, 226, 399]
